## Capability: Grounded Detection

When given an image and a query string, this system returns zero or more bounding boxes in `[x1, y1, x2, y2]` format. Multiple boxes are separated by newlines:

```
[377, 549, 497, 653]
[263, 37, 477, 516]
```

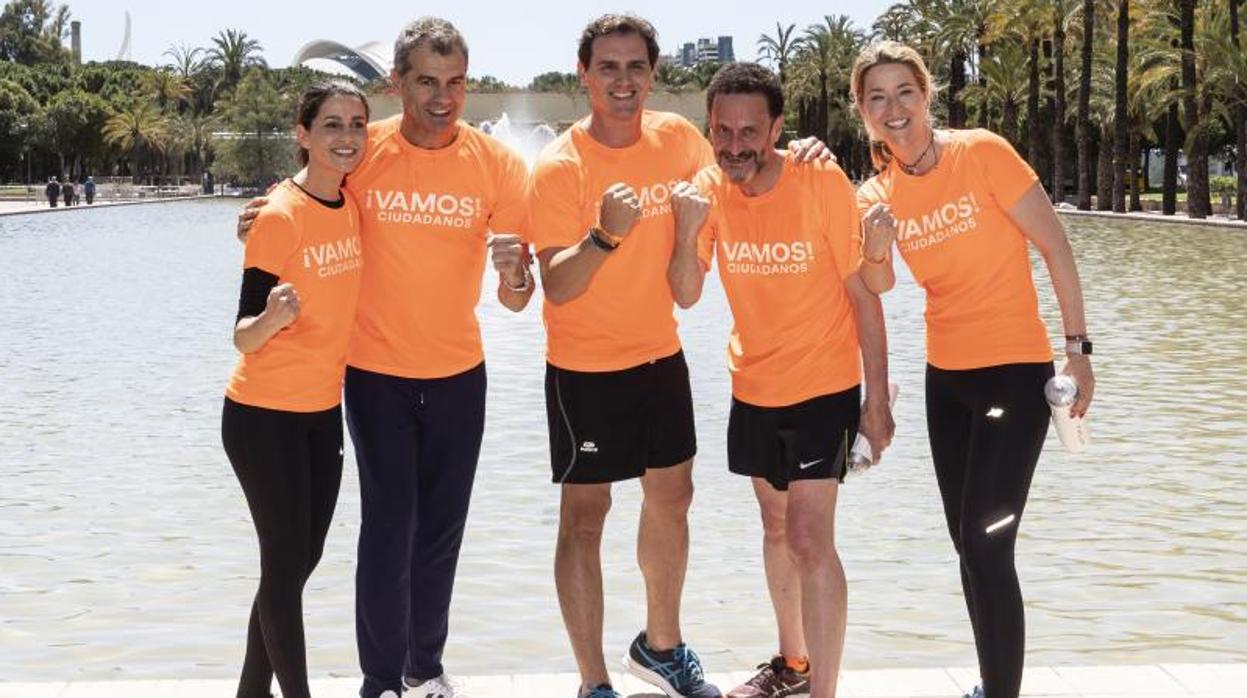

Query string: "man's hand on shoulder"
[788, 136, 836, 165]
[236, 197, 268, 243]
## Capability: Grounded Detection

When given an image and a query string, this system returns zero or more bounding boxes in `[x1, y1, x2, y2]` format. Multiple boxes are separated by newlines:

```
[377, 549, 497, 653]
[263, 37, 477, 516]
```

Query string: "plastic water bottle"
[847, 382, 899, 477]
[1044, 373, 1089, 452]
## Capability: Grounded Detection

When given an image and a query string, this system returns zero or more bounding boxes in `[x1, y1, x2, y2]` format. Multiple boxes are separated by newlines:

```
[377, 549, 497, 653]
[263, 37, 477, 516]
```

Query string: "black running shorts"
[545, 350, 697, 484]
[727, 385, 861, 491]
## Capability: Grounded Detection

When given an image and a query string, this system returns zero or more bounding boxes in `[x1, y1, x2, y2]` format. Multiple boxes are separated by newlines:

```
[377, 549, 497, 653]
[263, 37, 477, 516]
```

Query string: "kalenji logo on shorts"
[302, 236, 363, 278]
[720, 240, 815, 276]
[363, 189, 484, 229]
[896, 193, 982, 253]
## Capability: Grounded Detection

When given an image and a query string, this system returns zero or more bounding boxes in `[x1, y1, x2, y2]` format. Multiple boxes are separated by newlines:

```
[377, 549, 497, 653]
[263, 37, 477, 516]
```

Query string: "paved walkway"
[2, 664, 1243, 697]
[0, 195, 221, 217]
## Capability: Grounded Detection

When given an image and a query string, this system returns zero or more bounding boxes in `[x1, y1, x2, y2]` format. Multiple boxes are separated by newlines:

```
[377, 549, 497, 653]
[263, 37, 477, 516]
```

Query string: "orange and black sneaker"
[726, 656, 810, 698]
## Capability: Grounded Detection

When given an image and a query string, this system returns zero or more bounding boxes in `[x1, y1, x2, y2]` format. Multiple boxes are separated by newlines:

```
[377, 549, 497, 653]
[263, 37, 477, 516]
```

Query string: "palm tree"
[206, 29, 265, 94]
[964, 41, 1029, 145]
[1050, 0, 1078, 204]
[1180, 0, 1210, 218]
[1076, 0, 1096, 209]
[873, 4, 920, 42]
[791, 16, 864, 173]
[164, 44, 204, 82]
[1227, 0, 1245, 218]
[656, 62, 694, 91]
[986, 0, 1049, 174]
[757, 22, 798, 86]
[145, 68, 192, 112]
[1113, 0, 1130, 212]
[102, 101, 168, 184]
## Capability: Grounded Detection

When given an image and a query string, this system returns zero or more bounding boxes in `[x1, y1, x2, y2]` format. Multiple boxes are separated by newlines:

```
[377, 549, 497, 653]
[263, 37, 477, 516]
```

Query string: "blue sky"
[68, 1, 895, 85]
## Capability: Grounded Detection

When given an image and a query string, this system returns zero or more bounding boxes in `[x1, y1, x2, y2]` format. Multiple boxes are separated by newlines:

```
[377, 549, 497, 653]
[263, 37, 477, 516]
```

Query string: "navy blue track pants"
[345, 363, 486, 698]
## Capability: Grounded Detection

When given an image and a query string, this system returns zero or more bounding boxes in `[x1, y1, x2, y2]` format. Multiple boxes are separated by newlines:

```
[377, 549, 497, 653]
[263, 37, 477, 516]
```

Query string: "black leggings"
[221, 398, 344, 698]
[926, 362, 1053, 698]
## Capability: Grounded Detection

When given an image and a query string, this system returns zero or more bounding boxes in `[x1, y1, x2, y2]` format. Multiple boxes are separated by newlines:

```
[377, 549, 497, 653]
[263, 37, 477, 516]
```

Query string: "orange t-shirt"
[344, 116, 529, 378]
[528, 111, 715, 371]
[857, 129, 1052, 370]
[695, 159, 863, 407]
[227, 179, 363, 411]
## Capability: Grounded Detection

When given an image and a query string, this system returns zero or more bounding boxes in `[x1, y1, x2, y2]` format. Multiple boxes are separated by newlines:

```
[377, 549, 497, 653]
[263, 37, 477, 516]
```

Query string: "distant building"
[676, 43, 693, 68]
[671, 36, 734, 68]
[292, 40, 390, 82]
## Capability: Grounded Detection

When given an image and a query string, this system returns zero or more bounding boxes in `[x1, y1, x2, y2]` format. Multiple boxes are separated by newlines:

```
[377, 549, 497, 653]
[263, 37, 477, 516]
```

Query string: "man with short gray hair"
[237, 16, 532, 698]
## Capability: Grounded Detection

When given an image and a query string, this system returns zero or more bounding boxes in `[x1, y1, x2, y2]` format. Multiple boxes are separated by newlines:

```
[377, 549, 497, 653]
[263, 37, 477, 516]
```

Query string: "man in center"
[667, 63, 894, 698]
[525, 14, 719, 698]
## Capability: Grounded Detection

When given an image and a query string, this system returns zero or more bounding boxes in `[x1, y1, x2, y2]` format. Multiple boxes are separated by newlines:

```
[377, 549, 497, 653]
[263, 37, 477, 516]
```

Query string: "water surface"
[0, 202, 1244, 680]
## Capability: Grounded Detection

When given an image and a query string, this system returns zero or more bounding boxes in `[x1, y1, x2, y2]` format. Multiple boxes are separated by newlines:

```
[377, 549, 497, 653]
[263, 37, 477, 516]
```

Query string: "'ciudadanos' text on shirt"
[363, 188, 485, 229]
[302, 235, 363, 278]
[896, 193, 983, 254]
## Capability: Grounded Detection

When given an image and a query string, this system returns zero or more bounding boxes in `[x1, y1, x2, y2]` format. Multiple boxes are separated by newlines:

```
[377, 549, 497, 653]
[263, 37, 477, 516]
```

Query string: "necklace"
[898, 130, 936, 175]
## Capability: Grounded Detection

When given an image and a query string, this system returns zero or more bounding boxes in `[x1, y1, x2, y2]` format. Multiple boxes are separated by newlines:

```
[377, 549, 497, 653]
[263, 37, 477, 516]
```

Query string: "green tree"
[215, 69, 289, 186]
[1113, 0, 1131, 212]
[528, 71, 581, 93]
[0, 77, 38, 180]
[0, 0, 70, 65]
[655, 61, 695, 91]
[1076, 0, 1097, 209]
[757, 22, 798, 86]
[103, 100, 168, 184]
[207, 28, 266, 94]
[964, 40, 1029, 145]
[39, 88, 109, 178]
[1232, 0, 1245, 219]
[1180, 0, 1211, 217]
[467, 75, 514, 92]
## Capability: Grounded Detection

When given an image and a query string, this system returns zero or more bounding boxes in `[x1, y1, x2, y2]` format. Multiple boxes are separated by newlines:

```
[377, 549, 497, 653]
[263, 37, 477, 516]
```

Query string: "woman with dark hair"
[222, 80, 369, 698]
[851, 43, 1096, 698]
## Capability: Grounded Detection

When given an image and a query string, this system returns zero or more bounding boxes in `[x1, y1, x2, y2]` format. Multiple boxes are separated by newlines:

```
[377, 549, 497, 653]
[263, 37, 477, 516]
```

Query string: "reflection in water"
[0, 205, 1244, 679]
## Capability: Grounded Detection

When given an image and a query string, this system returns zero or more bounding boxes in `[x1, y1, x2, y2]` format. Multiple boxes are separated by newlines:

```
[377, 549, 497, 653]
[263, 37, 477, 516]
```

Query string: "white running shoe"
[404, 673, 468, 698]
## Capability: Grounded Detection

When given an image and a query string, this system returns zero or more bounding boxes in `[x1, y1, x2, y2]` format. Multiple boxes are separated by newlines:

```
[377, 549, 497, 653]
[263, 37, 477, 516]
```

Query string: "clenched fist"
[487, 233, 529, 288]
[598, 182, 641, 239]
[671, 181, 710, 241]
[861, 202, 898, 263]
[264, 282, 301, 329]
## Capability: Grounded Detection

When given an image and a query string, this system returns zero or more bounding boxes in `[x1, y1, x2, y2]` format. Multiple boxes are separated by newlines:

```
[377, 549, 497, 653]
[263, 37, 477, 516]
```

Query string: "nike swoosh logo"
[798, 458, 824, 470]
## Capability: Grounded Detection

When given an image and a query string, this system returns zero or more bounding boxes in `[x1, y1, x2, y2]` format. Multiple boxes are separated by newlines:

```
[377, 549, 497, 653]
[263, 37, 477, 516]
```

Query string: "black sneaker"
[964, 686, 985, 698]
[580, 684, 622, 698]
[726, 656, 810, 698]
[623, 630, 721, 697]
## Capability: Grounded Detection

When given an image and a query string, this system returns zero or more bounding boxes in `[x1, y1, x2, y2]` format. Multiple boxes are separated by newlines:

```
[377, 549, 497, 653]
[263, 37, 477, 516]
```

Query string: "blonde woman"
[851, 42, 1096, 698]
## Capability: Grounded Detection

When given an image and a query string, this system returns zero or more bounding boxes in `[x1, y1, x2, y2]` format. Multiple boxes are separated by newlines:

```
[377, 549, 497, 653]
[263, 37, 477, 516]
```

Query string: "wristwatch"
[588, 226, 620, 252]
[1064, 334, 1093, 355]
[504, 266, 532, 292]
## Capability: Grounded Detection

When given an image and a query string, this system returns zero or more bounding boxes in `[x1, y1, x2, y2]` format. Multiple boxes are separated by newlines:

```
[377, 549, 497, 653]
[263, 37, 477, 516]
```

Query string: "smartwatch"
[1064, 335, 1093, 356]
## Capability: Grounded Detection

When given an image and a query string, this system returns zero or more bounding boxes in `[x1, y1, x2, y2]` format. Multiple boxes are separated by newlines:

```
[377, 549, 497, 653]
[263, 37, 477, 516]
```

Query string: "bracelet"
[588, 227, 619, 252]
[863, 250, 888, 265]
[1064, 333, 1089, 340]
[503, 266, 531, 292]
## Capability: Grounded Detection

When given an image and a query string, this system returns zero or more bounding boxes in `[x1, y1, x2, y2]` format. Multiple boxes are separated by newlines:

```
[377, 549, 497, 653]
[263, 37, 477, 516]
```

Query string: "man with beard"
[527, 16, 832, 698]
[236, 17, 531, 698]
[667, 62, 894, 698]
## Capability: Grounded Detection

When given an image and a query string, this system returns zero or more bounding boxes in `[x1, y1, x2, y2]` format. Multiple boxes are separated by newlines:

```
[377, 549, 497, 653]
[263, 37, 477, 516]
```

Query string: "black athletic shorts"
[545, 350, 697, 484]
[727, 385, 861, 491]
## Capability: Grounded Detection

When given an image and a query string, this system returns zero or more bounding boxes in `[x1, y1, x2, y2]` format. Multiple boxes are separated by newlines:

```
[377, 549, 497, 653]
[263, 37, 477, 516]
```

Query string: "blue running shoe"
[623, 631, 721, 698]
[580, 684, 622, 698]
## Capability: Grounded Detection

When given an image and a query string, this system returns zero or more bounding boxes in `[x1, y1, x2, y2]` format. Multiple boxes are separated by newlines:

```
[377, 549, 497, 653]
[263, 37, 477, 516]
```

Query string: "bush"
[1210, 175, 1235, 195]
